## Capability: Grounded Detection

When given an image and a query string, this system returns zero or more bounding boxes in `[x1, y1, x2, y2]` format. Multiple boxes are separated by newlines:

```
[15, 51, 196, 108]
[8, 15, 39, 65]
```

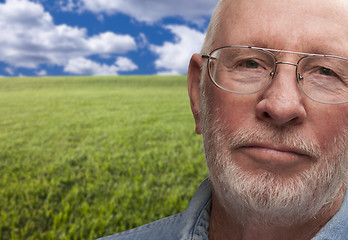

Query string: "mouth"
[236, 143, 315, 168]
[242, 143, 310, 155]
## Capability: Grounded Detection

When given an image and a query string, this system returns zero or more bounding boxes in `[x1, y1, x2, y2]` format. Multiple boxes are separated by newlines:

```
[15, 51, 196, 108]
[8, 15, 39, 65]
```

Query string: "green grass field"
[0, 76, 208, 239]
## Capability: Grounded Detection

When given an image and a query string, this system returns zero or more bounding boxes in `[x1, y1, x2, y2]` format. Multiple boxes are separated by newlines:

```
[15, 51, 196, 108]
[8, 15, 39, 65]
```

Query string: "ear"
[188, 54, 204, 134]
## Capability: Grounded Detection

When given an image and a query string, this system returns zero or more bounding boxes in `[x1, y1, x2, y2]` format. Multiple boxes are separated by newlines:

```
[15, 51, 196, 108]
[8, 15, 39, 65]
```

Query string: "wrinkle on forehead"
[215, 0, 348, 56]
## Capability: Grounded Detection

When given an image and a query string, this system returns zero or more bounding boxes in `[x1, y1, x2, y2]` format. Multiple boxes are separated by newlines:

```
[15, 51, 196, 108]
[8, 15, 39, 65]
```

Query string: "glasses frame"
[202, 46, 348, 104]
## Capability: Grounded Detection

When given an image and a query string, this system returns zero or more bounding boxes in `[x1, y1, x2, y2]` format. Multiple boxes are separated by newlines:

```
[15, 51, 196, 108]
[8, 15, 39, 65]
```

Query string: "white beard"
[201, 100, 348, 228]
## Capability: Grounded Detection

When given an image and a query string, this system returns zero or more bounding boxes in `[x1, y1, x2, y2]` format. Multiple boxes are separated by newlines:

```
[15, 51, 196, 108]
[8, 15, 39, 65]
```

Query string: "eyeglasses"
[202, 46, 348, 104]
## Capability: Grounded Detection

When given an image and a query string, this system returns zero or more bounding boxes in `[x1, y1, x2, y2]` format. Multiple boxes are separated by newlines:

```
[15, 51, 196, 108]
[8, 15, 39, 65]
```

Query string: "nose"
[255, 64, 307, 126]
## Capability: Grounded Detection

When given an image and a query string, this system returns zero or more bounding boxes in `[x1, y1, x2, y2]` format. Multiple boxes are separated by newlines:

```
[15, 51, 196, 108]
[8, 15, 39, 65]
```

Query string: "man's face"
[195, 0, 348, 226]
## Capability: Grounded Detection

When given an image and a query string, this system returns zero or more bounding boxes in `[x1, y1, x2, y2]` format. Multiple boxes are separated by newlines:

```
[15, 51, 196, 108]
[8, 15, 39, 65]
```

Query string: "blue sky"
[0, 0, 216, 77]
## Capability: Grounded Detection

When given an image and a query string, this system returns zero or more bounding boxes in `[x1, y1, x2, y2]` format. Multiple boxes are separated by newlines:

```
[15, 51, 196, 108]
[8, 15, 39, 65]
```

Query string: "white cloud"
[87, 32, 136, 55]
[150, 25, 205, 75]
[36, 70, 47, 76]
[114, 57, 138, 72]
[64, 57, 138, 75]
[137, 33, 148, 48]
[5, 67, 14, 75]
[64, 57, 117, 75]
[71, 0, 216, 26]
[0, 0, 137, 74]
[59, 0, 76, 12]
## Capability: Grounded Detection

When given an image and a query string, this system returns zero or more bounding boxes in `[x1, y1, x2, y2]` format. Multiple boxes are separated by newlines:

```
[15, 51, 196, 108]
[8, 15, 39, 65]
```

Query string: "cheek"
[309, 105, 348, 152]
[205, 81, 258, 129]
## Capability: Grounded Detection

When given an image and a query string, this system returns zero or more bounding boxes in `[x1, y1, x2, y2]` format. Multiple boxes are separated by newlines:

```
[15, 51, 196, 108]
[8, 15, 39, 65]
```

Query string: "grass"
[0, 76, 208, 239]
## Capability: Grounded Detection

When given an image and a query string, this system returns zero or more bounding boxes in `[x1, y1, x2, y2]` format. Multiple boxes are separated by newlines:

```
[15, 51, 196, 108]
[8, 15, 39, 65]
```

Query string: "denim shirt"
[98, 179, 348, 240]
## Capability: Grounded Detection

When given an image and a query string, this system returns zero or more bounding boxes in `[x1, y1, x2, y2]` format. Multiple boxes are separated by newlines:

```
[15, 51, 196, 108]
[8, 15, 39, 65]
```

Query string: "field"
[0, 76, 208, 239]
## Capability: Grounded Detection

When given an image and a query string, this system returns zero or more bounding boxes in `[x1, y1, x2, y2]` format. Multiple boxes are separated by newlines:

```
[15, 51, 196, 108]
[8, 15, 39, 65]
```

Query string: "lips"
[236, 142, 315, 168]
[242, 143, 310, 156]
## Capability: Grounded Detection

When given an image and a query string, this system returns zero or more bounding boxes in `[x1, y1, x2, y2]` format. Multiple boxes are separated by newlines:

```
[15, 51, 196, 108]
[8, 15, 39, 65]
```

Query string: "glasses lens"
[208, 47, 276, 94]
[298, 56, 348, 104]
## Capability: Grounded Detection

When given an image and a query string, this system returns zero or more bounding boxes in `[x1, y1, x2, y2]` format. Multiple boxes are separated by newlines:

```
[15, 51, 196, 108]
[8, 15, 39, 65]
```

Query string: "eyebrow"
[305, 46, 341, 56]
[231, 39, 345, 57]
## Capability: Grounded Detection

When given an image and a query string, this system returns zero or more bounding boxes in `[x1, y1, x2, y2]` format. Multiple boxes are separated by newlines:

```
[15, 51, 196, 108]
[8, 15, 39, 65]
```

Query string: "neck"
[208, 186, 346, 240]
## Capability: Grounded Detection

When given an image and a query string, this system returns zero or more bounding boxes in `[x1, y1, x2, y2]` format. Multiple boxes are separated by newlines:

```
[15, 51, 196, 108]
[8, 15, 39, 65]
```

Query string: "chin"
[203, 122, 348, 228]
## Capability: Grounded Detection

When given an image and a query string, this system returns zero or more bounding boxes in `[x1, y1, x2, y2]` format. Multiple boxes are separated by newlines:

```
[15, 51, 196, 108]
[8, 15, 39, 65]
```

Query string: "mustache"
[209, 123, 322, 159]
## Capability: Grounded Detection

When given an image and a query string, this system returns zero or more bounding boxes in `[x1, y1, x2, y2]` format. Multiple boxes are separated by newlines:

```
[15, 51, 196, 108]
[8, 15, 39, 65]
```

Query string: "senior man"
[99, 0, 348, 239]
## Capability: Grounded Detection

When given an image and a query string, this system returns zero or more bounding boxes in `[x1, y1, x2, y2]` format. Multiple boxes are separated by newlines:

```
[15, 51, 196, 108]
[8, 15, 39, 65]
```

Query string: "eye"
[319, 67, 338, 77]
[240, 60, 260, 69]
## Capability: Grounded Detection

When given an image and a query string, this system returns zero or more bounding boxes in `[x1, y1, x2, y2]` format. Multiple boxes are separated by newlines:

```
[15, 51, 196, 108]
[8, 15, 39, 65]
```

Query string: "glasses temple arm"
[202, 55, 217, 60]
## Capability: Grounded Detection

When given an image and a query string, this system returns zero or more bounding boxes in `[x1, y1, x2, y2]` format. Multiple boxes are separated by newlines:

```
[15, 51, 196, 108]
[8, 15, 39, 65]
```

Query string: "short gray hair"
[199, 0, 226, 90]
[200, 0, 226, 55]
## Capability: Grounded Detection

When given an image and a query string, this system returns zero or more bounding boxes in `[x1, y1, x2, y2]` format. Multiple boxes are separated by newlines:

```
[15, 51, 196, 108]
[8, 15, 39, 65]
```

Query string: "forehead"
[215, 0, 348, 55]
